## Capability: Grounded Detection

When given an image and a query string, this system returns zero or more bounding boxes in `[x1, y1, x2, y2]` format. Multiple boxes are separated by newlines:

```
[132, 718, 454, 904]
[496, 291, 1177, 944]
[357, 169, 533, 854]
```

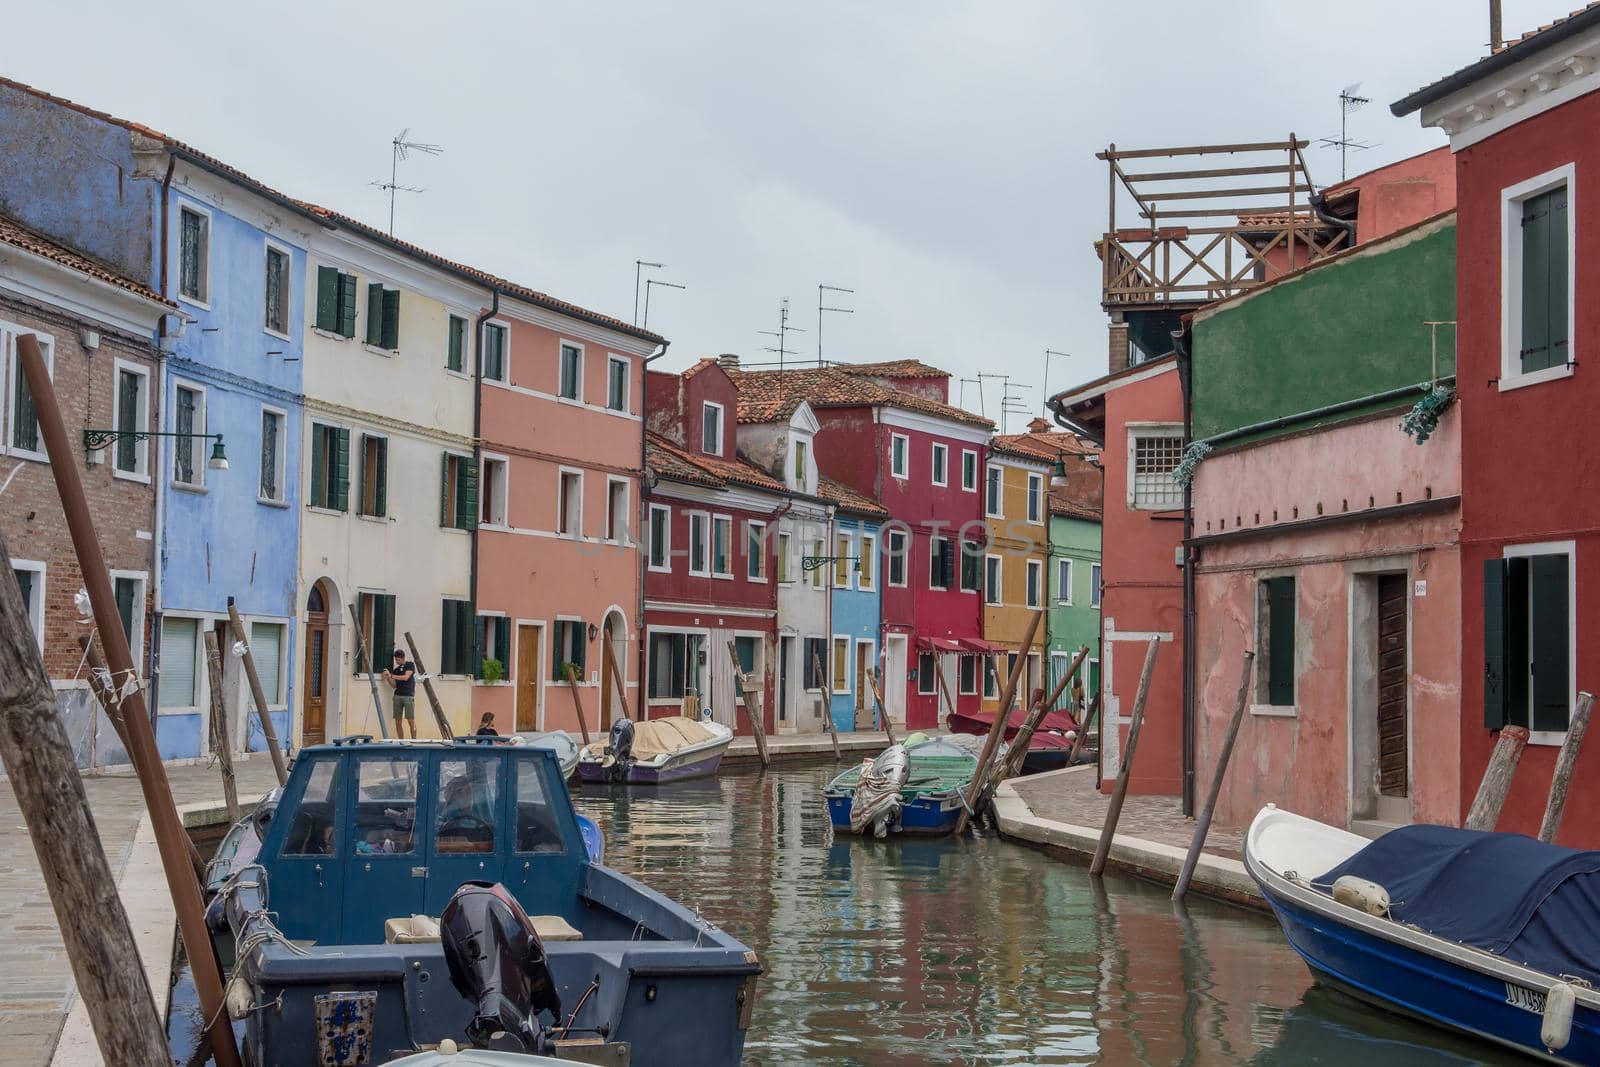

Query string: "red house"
[731, 360, 993, 730]
[642, 361, 783, 734]
[1394, 7, 1600, 843]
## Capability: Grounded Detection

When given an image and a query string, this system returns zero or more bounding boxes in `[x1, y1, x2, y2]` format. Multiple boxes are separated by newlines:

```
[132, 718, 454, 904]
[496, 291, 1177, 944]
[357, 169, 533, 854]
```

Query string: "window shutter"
[365, 284, 384, 345]
[310, 427, 326, 508]
[448, 318, 464, 372]
[117, 371, 139, 470]
[441, 600, 458, 675]
[332, 428, 350, 512]
[115, 578, 137, 644]
[495, 619, 510, 667]
[1531, 553, 1570, 733]
[338, 273, 358, 337]
[316, 266, 339, 331]
[1267, 577, 1296, 706]
[439, 454, 452, 527]
[1522, 192, 1553, 372]
[374, 594, 396, 669]
[374, 437, 388, 518]
[1547, 187, 1569, 370]
[1483, 559, 1510, 729]
[458, 456, 478, 530]
[381, 289, 400, 350]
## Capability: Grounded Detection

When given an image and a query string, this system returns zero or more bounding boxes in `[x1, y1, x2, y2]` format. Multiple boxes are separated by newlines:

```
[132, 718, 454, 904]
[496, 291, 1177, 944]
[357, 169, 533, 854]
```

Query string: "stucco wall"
[1047, 513, 1102, 706]
[982, 457, 1051, 710]
[829, 517, 882, 732]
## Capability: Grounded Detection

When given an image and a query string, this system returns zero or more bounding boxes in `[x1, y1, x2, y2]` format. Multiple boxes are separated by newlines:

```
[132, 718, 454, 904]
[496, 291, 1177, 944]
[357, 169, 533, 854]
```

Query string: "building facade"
[824, 483, 887, 733]
[981, 440, 1053, 713]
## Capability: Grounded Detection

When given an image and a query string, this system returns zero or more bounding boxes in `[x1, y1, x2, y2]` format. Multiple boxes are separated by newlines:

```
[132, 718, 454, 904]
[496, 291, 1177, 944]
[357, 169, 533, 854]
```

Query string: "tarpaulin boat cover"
[1319, 824, 1600, 985]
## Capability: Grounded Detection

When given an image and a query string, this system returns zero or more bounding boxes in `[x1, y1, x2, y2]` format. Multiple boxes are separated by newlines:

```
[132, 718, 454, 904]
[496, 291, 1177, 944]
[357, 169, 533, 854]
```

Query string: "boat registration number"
[1505, 983, 1546, 1014]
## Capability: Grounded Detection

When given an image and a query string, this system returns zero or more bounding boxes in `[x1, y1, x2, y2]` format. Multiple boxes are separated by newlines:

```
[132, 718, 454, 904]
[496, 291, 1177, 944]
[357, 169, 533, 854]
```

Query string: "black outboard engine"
[604, 717, 635, 782]
[440, 881, 563, 1050]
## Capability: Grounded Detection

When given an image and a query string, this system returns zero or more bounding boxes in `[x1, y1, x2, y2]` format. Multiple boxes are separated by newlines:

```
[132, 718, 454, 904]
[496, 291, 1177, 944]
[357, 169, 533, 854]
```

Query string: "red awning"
[915, 637, 965, 652]
[959, 638, 1005, 654]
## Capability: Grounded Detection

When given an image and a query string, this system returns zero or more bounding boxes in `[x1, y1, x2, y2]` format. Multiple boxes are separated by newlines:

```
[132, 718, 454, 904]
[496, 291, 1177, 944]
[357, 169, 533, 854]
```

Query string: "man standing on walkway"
[384, 648, 417, 739]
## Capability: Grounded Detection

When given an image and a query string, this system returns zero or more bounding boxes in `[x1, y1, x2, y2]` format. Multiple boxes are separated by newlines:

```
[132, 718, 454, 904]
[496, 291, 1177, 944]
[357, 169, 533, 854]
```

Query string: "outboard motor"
[604, 717, 635, 783]
[440, 881, 563, 1050]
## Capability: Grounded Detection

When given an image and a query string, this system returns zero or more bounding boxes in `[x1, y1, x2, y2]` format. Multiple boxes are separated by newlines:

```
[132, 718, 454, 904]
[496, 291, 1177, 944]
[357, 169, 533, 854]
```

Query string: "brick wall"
[1107, 320, 1129, 375]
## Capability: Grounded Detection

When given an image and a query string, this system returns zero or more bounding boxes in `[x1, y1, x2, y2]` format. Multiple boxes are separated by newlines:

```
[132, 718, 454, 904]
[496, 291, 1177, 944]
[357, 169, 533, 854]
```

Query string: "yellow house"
[981, 438, 1053, 713]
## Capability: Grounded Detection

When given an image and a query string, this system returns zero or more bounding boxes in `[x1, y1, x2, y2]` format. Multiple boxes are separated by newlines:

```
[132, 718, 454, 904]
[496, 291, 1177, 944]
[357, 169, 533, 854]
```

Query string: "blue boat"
[823, 734, 983, 837]
[214, 735, 759, 1064]
[1246, 805, 1600, 1063]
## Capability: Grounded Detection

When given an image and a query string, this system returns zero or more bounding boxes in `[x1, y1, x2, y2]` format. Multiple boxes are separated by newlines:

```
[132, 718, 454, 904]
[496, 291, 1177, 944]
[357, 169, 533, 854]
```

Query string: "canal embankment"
[723, 727, 935, 765]
[995, 764, 1264, 910]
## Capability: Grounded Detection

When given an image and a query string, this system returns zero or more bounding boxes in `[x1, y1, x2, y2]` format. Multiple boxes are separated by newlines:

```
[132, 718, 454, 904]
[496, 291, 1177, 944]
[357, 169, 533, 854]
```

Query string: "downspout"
[764, 495, 795, 734]
[472, 289, 500, 726]
[149, 152, 177, 716]
[1311, 190, 1358, 250]
[638, 342, 671, 719]
[1175, 329, 1197, 818]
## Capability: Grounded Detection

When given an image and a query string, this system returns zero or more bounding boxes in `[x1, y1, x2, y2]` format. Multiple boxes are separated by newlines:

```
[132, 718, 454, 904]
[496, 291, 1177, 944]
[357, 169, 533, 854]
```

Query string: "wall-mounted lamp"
[587, 623, 599, 642]
[83, 428, 228, 470]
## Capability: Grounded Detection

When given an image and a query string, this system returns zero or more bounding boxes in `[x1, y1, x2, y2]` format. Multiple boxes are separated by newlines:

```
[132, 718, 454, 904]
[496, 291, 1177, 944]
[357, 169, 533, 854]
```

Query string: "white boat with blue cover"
[1246, 804, 1600, 1063]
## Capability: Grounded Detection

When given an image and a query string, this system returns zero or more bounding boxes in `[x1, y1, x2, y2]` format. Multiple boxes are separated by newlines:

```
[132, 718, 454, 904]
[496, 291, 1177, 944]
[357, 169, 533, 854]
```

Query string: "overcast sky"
[8, 1, 1580, 424]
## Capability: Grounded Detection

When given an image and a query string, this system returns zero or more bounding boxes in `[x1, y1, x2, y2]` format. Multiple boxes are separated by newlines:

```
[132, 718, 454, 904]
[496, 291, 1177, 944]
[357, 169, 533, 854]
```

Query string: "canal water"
[572, 762, 1518, 1066]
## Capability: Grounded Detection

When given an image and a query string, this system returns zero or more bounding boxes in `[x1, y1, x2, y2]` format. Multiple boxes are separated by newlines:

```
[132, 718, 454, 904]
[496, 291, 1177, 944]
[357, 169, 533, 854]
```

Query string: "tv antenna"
[999, 383, 1033, 436]
[371, 129, 443, 235]
[959, 377, 982, 412]
[634, 260, 664, 325]
[643, 278, 685, 331]
[817, 284, 855, 367]
[1317, 84, 1373, 181]
[1041, 349, 1071, 417]
[758, 298, 805, 370]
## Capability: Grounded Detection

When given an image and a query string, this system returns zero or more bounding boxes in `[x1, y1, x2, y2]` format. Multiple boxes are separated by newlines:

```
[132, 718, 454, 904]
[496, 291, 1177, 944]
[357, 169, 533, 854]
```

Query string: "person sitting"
[476, 713, 498, 737]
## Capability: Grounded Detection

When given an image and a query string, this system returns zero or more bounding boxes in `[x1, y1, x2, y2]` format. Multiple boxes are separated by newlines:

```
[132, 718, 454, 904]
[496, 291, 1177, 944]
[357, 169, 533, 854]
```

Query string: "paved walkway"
[724, 727, 923, 764]
[1008, 762, 1245, 859]
[0, 757, 282, 1067]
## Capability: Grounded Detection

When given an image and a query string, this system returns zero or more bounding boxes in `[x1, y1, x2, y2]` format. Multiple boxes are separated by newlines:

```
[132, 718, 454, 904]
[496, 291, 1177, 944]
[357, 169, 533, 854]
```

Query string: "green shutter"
[374, 437, 387, 518]
[447, 317, 464, 372]
[115, 579, 137, 644]
[338, 273, 358, 337]
[1483, 559, 1510, 730]
[366, 283, 385, 346]
[495, 618, 511, 667]
[457, 454, 478, 530]
[1522, 193, 1552, 372]
[441, 600, 458, 675]
[332, 428, 350, 512]
[374, 594, 396, 669]
[1531, 553, 1570, 733]
[1267, 577, 1296, 706]
[310, 426, 327, 508]
[1547, 188, 1569, 370]
[316, 266, 339, 331]
[116, 371, 139, 471]
[381, 289, 400, 350]
[440, 454, 452, 527]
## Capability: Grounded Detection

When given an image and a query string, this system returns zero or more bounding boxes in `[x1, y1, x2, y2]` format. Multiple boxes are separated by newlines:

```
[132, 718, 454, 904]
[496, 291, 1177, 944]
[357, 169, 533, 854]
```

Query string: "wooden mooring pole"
[726, 641, 770, 767]
[956, 608, 1044, 835]
[403, 630, 455, 739]
[226, 598, 288, 785]
[1173, 650, 1255, 904]
[15, 333, 241, 1066]
[562, 664, 593, 745]
[867, 667, 897, 746]
[603, 639, 632, 724]
[1464, 724, 1530, 831]
[347, 603, 390, 739]
[999, 644, 1089, 782]
[1067, 694, 1101, 766]
[1091, 637, 1161, 878]
[811, 650, 842, 762]
[202, 632, 242, 825]
[1539, 692, 1596, 843]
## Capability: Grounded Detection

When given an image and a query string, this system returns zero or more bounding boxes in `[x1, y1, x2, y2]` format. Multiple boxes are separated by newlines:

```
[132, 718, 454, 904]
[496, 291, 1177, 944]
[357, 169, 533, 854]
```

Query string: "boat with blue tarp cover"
[1246, 804, 1600, 1063]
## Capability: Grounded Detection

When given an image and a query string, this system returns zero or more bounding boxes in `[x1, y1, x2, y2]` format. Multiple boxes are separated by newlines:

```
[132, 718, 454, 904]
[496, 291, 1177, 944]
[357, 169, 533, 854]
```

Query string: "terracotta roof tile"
[846, 358, 951, 379]
[818, 476, 889, 519]
[1049, 485, 1102, 522]
[0, 215, 174, 309]
[992, 429, 1097, 461]
[728, 366, 992, 429]
[646, 433, 786, 494]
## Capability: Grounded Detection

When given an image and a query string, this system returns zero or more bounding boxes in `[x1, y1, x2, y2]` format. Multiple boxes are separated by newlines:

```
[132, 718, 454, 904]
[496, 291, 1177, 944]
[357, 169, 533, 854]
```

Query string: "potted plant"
[479, 657, 504, 684]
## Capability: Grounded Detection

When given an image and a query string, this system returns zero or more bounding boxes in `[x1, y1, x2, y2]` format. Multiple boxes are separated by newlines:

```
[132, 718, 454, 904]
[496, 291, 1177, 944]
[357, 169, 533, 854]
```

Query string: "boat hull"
[824, 791, 962, 836]
[576, 742, 729, 785]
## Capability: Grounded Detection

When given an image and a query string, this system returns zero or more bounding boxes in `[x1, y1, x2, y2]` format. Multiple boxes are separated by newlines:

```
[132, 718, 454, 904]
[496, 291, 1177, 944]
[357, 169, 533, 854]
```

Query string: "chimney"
[1490, 0, 1503, 51]
[1108, 319, 1131, 374]
[718, 353, 741, 369]
[1027, 417, 1051, 434]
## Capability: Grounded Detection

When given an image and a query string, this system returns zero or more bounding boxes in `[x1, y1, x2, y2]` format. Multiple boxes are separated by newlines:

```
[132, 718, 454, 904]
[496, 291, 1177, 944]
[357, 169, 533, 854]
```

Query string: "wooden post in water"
[403, 631, 455, 739]
[867, 667, 897, 746]
[1091, 637, 1161, 877]
[1000, 645, 1089, 782]
[14, 333, 241, 1067]
[935, 660, 958, 727]
[1539, 692, 1596, 843]
[1464, 724, 1530, 831]
[202, 632, 242, 825]
[1173, 649, 1255, 903]
[347, 603, 390, 739]
[226, 598, 288, 786]
[562, 664, 593, 745]
[1067, 694, 1101, 766]
[810, 650, 842, 761]
[726, 641, 770, 767]
[0, 534, 174, 1067]
[956, 608, 1044, 835]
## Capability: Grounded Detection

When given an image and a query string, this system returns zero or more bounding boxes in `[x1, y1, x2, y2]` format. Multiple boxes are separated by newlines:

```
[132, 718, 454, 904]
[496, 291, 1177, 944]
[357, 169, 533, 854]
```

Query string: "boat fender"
[1543, 981, 1576, 1052]
[1331, 876, 1390, 917]
[224, 973, 253, 1020]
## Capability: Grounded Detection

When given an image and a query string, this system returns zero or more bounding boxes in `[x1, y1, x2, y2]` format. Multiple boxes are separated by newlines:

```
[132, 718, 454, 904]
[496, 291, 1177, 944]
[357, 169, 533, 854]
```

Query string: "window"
[482, 323, 507, 382]
[648, 632, 704, 699]
[282, 759, 339, 855]
[515, 758, 565, 854]
[887, 529, 908, 587]
[986, 465, 1003, 518]
[436, 758, 497, 853]
[1130, 429, 1184, 510]
[355, 756, 419, 854]
[477, 615, 511, 680]
[315, 266, 358, 337]
[1257, 576, 1296, 707]
[1027, 473, 1043, 523]
[834, 534, 852, 588]
[747, 521, 767, 580]
[549, 619, 586, 683]
[984, 656, 999, 699]
[810, 539, 825, 590]
[309, 423, 350, 511]
[648, 504, 670, 571]
[985, 556, 1002, 606]
[158, 616, 198, 709]
[112, 574, 142, 654]
[365, 283, 400, 350]
[11, 561, 44, 653]
[264, 244, 290, 336]
[928, 536, 954, 590]
[259, 407, 285, 502]
[558, 470, 582, 537]
[917, 652, 936, 695]
[606, 479, 628, 542]
[1486, 548, 1575, 736]
[931, 443, 948, 486]
[354, 592, 396, 675]
[607, 356, 628, 411]
[111, 361, 150, 478]
[480, 456, 508, 527]
[249, 622, 285, 705]
[701, 401, 723, 456]
[960, 542, 982, 593]
[890, 433, 909, 479]
[1057, 558, 1073, 604]
[735, 635, 759, 676]
[793, 439, 808, 490]
[1504, 167, 1574, 387]
[959, 654, 978, 695]
[447, 315, 468, 373]
[358, 433, 388, 518]
[559, 343, 582, 400]
[712, 516, 733, 577]
[688, 513, 709, 576]
[832, 637, 850, 692]
[440, 452, 476, 530]
[4, 327, 52, 460]
[440, 599, 475, 675]
[172, 384, 206, 487]
[178, 206, 209, 303]
[961, 450, 978, 491]
[858, 534, 876, 591]
[1091, 564, 1103, 608]
[777, 531, 792, 583]
[1026, 559, 1042, 608]
[803, 637, 828, 690]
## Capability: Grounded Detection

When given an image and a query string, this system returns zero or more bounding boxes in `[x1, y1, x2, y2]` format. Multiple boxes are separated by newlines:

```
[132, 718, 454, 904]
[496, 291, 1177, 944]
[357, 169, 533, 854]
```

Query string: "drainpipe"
[471, 290, 499, 722]
[1175, 330, 1197, 818]
[148, 152, 178, 717]
[638, 342, 671, 719]
[1311, 190, 1357, 250]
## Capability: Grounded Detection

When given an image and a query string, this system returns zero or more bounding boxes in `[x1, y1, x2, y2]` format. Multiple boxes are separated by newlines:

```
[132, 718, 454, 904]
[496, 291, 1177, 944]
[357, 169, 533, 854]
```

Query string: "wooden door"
[302, 583, 329, 745]
[778, 637, 792, 724]
[1377, 574, 1408, 798]
[516, 625, 541, 733]
[855, 643, 869, 716]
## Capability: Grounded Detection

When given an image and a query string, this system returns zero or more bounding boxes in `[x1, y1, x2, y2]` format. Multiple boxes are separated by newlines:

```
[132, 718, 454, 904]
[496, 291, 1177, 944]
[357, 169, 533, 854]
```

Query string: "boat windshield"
[437, 756, 500, 853]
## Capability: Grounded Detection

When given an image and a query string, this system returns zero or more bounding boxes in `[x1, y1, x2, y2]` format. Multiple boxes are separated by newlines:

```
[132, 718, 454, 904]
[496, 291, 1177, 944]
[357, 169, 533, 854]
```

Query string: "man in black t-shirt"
[383, 649, 417, 739]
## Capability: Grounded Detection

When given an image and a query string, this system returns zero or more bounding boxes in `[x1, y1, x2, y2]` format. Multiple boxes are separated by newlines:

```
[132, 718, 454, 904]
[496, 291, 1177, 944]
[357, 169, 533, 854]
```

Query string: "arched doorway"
[302, 580, 332, 745]
[599, 610, 629, 726]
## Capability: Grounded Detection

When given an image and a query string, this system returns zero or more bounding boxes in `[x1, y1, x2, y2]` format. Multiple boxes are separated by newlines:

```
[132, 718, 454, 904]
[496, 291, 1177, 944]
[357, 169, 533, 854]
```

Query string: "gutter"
[471, 289, 500, 720]
[1310, 190, 1357, 250]
[1184, 378, 1452, 461]
[148, 152, 177, 715]
[638, 342, 671, 719]
[1390, 6, 1600, 115]
[1175, 329, 1196, 818]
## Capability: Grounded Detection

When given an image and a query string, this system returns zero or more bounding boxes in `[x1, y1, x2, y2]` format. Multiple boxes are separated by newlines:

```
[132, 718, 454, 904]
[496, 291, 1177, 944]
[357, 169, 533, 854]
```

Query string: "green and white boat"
[823, 733, 988, 837]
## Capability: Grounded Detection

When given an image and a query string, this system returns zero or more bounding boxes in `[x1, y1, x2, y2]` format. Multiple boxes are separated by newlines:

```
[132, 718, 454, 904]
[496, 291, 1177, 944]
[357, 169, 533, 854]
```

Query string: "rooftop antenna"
[758, 298, 805, 371]
[817, 284, 855, 367]
[372, 128, 443, 235]
[977, 373, 1011, 432]
[643, 278, 685, 331]
[634, 260, 664, 325]
[959, 377, 982, 412]
[999, 382, 1033, 436]
[1317, 84, 1372, 181]
[1041, 349, 1071, 417]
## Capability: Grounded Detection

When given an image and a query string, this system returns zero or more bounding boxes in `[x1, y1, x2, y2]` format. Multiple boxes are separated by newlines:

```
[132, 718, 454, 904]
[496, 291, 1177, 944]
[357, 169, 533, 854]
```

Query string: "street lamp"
[83, 428, 229, 470]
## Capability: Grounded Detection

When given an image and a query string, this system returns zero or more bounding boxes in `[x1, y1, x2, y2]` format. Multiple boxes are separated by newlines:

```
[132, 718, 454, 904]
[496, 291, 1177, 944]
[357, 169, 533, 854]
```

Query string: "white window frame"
[446, 313, 471, 377]
[833, 533, 853, 590]
[1127, 423, 1185, 511]
[356, 428, 389, 520]
[958, 653, 979, 696]
[171, 378, 208, 489]
[858, 533, 876, 591]
[558, 339, 584, 401]
[1500, 163, 1577, 393]
[928, 535, 950, 591]
[746, 520, 768, 582]
[889, 433, 910, 480]
[556, 466, 584, 538]
[258, 403, 287, 504]
[263, 238, 293, 341]
[961, 449, 978, 491]
[1505, 540, 1578, 746]
[604, 476, 630, 544]
[110, 357, 152, 481]
[1057, 557, 1073, 605]
[647, 503, 672, 572]
[176, 203, 211, 308]
[1091, 564, 1103, 608]
[711, 514, 734, 579]
[887, 529, 908, 588]
[1027, 473, 1044, 524]
[480, 451, 511, 529]
[986, 465, 1003, 518]
[606, 353, 629, 412]
[777, 530, 793, 584]
[11, 558, 45, 652]
[157, 612, 203, 714]
[701, 401, 724, 456]
[916, 651, 937, 696]
[1252, 569, 1300, 717]
[985, 555, 1002, 607]
[1026, 558, 1043, 609]
[247, 618, 289, 708]
[2, 324, 55, 463]
[930, 442, 948, 487]
[109, 569, 149, 671]
[482, 320, 511, 384]
[687, 511, 711, 577]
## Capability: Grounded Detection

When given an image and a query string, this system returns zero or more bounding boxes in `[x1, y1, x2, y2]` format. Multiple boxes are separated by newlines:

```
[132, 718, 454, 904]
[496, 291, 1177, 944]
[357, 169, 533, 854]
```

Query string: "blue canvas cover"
[1319, 824, 1600, 985]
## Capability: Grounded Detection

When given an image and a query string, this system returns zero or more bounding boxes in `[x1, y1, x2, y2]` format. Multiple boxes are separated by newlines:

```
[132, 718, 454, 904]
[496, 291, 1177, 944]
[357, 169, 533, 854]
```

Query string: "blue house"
[821, 480, 885, 732]
[0, 78, 313, 760]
